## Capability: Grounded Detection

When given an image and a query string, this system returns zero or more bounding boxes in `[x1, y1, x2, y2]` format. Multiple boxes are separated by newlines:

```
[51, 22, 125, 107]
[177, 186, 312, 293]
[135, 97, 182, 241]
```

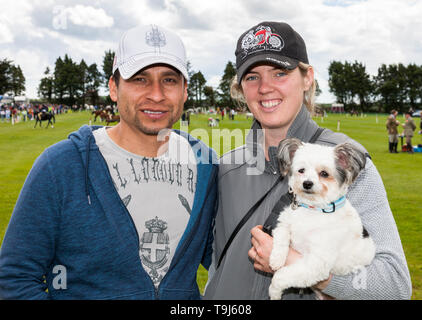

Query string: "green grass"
[1, 111, 421, 299]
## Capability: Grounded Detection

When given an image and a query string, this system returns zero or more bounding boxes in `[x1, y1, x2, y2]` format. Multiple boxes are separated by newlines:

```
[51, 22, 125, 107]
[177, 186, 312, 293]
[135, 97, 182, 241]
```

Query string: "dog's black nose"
[303, 181, 313, 190]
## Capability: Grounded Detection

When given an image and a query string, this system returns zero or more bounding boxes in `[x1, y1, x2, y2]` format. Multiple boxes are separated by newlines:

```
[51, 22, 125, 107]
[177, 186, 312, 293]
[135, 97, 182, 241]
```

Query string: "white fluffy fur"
[269, 142, 376, 300]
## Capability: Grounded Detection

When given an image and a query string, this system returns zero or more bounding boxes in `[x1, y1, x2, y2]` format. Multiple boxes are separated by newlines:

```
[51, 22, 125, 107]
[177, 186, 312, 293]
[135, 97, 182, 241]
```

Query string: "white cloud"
[207, 75, 222, 89]
[64, 5, 114, 28]
[0, 24, 14, 44]
[0, 0, 33, 43]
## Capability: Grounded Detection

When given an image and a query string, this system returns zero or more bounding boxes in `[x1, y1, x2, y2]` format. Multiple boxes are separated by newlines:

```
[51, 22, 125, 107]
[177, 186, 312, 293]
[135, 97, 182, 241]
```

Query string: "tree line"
[3, 51, 421, 114]
[328, 60, 422, 113]
[33, 50, 240, 110]
[186, 60, 237, 110]
[37, 53, 109, 107]
[0, 59, 25, 96]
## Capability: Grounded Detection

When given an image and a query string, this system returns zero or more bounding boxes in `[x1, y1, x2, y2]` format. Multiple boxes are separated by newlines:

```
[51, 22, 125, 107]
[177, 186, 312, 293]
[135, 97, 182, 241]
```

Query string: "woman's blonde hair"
[230, 62, 316, 112]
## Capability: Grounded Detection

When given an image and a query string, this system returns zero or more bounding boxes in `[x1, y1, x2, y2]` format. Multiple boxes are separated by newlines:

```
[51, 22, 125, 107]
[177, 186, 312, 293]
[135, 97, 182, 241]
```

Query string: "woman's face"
[241, 64, 313, 131]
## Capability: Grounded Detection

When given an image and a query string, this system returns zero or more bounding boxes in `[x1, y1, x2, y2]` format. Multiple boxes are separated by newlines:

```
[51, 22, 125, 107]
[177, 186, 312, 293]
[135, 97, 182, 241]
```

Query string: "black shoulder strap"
[216, 176, 282, 269]
[262, 193, 293, 236]
[309, 127, 325, 144]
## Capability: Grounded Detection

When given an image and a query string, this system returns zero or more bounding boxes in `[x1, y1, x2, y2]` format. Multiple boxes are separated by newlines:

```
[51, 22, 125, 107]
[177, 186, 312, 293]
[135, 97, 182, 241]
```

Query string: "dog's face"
[277, 138, 366, 207]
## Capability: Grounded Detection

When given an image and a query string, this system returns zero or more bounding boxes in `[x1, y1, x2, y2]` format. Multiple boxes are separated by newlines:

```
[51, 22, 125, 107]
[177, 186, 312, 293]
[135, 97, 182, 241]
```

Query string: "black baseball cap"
[235, 21, 309, 84]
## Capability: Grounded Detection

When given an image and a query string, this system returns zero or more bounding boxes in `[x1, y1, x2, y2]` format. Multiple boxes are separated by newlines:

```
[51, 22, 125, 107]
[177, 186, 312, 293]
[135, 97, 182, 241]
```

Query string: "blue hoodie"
[0, 125, 218, 300]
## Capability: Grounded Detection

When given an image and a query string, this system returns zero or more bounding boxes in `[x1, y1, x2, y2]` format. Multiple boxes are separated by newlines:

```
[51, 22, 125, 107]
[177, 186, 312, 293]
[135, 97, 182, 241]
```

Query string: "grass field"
[0, 110, 421, 299]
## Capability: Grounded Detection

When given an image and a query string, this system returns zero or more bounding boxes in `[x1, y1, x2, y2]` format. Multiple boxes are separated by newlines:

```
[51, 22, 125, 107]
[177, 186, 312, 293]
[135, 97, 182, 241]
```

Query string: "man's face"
[109, 64, 187, 136]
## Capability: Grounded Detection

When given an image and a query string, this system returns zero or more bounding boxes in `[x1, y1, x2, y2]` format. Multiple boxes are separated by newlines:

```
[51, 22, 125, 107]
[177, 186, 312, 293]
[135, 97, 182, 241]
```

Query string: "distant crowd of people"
[0, 103, 68, 123]
[386, 109, 421, 154]
[217, 107, 237, 121]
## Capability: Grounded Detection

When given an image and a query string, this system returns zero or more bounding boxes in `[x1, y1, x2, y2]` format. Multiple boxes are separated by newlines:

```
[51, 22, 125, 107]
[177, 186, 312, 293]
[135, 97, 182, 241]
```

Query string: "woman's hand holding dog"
[248, 225, 302, 273]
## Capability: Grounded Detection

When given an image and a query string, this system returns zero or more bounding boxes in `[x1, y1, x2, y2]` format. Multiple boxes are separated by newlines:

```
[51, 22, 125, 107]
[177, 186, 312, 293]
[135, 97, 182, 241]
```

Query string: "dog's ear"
[334, 142, 366, 185]
[277, 138, 303, 176]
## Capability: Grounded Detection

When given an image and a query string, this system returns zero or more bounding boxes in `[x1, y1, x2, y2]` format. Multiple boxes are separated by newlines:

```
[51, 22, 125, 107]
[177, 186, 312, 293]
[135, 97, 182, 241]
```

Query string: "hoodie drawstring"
[85, 134, 92, 205]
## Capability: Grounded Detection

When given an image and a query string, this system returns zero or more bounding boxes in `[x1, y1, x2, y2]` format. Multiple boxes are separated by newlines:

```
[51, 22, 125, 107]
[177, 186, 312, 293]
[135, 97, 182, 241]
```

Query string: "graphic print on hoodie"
[93, 127, 197, 287]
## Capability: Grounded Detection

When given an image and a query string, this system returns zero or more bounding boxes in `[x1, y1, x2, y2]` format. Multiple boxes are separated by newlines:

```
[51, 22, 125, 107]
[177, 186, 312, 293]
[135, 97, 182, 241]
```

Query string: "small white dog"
[268, 138, 376, 300]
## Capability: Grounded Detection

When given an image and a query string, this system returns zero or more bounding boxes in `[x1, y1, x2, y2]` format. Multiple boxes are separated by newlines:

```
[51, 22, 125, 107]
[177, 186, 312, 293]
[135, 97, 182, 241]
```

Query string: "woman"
[203, 21, 411, 300]
[403, 112, 416, 153]
[386, 109, 400, 153]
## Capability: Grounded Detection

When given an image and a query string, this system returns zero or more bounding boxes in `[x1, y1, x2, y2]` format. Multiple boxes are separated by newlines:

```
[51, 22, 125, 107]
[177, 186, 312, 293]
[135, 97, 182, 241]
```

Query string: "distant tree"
[328, 60, 373, 111]
[9, 65, 25, 96]
[102, 50, 115, 105]
[397, 63, 409, 109]
[203, 85, 217, 107]
[38, 67, 54, 101]
[78, 59, 88, 107]
[53, 54, 81, 105]
[328, 60, 352, 107]
[102, 50, 115, 88]
[217, 61, 236, 110]
[349, 61, 372, 112]
[190, 71, 206, 108]
[186, 60, 196, 109]
[85, 63, 102, 106]
[405, 63, 422, 109]
[53, 57, 65, 103]
[0, 58, 13, 93]
[373, 64, 402, 113]
[0, 58, 25, 95]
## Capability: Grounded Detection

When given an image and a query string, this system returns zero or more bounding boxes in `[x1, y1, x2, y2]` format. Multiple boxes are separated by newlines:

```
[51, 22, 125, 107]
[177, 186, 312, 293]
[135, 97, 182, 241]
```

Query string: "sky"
[1, 0, 421, 104]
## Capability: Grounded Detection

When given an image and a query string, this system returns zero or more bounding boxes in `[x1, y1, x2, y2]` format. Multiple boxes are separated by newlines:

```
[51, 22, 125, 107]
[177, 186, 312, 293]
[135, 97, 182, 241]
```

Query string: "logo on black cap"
[240, 25, 284, 60]
[235, 21, 309, 84]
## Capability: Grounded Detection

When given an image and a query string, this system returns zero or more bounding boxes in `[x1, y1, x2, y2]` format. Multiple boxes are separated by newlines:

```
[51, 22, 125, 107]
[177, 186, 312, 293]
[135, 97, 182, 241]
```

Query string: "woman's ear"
[303, 66, 314, 91]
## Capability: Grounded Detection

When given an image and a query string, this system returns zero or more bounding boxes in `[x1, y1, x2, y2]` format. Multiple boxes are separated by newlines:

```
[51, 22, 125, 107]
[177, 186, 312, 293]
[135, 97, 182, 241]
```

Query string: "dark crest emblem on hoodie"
[140, 216, 170, 284]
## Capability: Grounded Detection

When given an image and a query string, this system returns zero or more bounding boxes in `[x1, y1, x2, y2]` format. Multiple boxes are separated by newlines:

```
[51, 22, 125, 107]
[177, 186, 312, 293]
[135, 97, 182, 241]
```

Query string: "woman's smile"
[260, 99, 282, 111]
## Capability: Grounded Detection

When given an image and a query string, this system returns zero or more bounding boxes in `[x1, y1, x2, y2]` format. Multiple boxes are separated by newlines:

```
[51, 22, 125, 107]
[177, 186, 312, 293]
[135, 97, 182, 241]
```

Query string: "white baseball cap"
[112, 24, 188, 80]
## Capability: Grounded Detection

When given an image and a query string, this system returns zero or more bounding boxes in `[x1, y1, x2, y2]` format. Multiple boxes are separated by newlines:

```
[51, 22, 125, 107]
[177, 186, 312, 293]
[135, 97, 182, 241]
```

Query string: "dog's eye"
[298, 168, 305, 174]
[320, 171, 329, 178]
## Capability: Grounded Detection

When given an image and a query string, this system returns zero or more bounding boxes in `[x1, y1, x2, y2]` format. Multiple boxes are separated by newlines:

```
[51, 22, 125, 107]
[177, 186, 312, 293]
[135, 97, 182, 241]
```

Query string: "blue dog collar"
[298, 196, 346, 213]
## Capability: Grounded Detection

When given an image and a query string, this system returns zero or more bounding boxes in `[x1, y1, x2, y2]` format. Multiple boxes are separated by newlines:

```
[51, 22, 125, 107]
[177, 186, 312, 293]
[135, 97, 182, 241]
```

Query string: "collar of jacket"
[245, 105, 319, 175]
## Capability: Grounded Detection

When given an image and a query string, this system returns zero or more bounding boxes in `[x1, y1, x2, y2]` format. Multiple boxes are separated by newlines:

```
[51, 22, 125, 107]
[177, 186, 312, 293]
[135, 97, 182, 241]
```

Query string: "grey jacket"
[204, 106, 411, 300]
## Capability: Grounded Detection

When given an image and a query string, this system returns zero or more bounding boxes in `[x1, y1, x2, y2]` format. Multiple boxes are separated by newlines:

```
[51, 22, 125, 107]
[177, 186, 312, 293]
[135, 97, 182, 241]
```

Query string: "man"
[0, 24, 218, 300]
[386, 109, 400, 153]
[403, 111, 416, 153]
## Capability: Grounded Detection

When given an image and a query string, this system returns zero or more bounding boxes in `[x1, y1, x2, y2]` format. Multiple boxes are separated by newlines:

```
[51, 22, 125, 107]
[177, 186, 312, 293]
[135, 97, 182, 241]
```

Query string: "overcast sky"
[1, 0, 421, 103]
